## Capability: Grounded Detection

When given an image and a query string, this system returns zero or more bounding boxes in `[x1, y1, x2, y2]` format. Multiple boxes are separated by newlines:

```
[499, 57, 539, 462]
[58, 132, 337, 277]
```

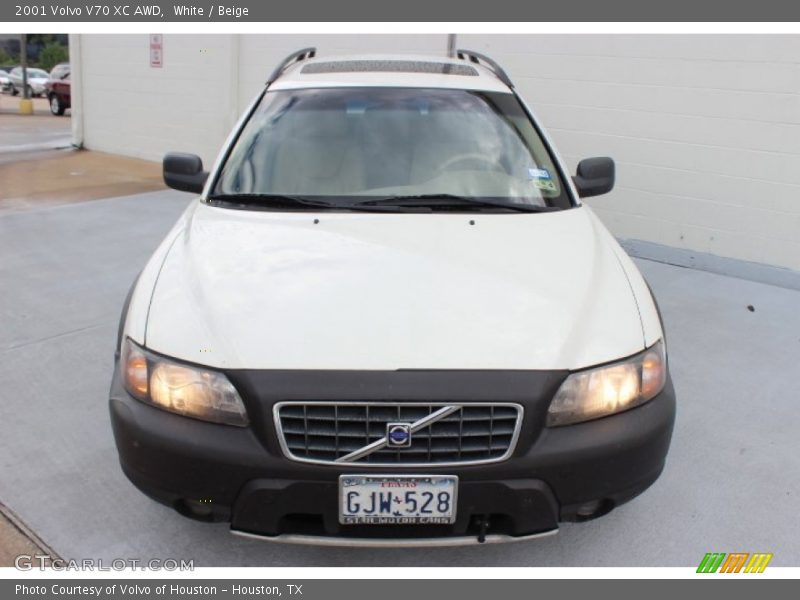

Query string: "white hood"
[144, 202, 647, 370]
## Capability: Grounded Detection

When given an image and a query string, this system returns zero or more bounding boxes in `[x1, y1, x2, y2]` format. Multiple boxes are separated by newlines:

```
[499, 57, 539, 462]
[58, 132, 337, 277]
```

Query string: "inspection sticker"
[528, 167, 552, 180]
[532, 179, 558, 192]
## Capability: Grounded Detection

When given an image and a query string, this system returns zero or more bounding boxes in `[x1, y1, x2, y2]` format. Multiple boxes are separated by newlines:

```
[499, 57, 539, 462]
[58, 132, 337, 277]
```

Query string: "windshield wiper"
[207, 193, 340, 210]
[206, 193, 427, 212]
[350, 194, 559, 213]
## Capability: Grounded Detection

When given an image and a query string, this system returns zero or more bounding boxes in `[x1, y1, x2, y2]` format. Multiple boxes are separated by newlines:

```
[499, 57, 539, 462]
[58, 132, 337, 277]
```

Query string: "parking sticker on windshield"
[528, 167, 552, 180]
[532, 178, 558, 192]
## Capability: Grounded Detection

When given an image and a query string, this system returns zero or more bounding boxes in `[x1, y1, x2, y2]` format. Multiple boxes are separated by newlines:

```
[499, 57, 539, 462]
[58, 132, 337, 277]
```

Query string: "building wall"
[462, 35, 800, 271]
[74, 34, 800, 271]
[74, 34, 446, 166]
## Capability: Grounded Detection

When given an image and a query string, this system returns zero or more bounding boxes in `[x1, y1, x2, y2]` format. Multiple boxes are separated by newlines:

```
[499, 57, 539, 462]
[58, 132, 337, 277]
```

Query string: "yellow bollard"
[19, 98, 33, 115]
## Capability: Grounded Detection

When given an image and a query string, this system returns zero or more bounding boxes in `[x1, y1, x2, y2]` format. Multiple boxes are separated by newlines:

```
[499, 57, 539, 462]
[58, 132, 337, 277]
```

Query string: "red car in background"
[46, 63, 70, 116]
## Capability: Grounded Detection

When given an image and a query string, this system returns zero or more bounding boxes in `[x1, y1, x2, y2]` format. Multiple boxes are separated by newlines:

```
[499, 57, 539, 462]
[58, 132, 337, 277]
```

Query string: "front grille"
[274, 402, 523, 466]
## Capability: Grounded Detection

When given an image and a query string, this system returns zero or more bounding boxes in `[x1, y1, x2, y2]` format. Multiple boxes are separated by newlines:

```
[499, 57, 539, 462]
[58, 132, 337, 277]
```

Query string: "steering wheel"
[437, 153, 505, 173]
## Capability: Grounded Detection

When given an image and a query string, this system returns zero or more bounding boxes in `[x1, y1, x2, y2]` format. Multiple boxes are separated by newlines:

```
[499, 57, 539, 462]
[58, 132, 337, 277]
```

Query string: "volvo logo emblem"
[386, 423, 412, 448]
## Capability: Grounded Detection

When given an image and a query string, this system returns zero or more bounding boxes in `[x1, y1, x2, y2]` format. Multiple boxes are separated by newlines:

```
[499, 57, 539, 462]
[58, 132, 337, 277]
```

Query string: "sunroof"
[301, 60, 479, 76]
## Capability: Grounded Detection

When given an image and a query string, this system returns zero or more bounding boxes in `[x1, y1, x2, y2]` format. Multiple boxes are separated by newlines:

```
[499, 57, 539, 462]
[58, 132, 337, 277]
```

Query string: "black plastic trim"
[456, 49, 514, 88]
[109, 362, 675, 538]
[266, 47, 317, 84]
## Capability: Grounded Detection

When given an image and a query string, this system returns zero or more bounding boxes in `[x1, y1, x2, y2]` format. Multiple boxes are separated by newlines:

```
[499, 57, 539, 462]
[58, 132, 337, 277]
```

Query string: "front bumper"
[109, 366, 675, 542]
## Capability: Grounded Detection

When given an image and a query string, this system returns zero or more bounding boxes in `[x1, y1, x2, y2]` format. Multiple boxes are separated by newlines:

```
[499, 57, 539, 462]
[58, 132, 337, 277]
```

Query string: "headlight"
[547, 340, 667, 427]
[121, 338, 249, 426]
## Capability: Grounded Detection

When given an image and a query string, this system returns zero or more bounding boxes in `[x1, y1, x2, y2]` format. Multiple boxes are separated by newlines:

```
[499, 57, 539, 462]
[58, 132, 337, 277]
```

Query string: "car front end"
[110, 203, 675, 545]
[109, 50, 675, 545]
[111, 341, 674, 545]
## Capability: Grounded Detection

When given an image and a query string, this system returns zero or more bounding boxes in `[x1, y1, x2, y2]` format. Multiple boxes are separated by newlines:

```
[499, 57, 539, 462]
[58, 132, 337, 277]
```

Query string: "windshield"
[24, 69, 48, 79]
[213, 88, 573, 210]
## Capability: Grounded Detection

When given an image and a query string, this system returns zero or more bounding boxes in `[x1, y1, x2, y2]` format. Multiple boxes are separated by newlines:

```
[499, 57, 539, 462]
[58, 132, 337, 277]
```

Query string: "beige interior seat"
[268, 110, 366, 195]
[409, 112, 493, 184]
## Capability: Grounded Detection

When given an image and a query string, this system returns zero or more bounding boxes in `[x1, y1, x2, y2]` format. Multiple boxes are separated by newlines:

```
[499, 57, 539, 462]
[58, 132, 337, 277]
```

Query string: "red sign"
[150, 34, 163, 68]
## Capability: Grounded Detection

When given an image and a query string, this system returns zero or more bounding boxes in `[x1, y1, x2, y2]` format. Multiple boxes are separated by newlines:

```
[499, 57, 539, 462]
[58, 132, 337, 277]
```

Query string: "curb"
[0, 500, 61, 564]
[0, 140, 74, 155]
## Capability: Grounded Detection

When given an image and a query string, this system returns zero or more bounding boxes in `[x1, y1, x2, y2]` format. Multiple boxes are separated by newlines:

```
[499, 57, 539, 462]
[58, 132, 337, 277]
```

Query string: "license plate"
[339, 475, 458, 525]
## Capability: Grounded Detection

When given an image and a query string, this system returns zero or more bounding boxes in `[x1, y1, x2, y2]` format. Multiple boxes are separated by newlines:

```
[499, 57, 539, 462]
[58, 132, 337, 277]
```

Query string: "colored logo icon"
[697, 552, 773, 573]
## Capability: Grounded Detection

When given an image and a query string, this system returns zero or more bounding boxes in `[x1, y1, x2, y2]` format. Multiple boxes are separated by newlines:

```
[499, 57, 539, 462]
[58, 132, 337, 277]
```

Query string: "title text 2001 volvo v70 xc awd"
[110, 49, 675, 546]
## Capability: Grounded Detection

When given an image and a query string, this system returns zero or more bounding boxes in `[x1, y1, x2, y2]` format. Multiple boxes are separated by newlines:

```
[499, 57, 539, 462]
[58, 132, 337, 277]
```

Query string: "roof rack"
[455, 49, 514, 89]
[266, 47, 317, 85]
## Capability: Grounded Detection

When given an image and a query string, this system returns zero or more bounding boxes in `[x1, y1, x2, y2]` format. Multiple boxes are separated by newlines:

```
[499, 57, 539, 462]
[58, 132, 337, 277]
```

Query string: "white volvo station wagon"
[110, 49, 675, 546]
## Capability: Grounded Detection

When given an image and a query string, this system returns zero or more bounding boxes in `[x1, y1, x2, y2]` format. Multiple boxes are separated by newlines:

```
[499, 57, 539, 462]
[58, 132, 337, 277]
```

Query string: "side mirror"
[163, 152, 208, 194]
[572, 157, 615, 198]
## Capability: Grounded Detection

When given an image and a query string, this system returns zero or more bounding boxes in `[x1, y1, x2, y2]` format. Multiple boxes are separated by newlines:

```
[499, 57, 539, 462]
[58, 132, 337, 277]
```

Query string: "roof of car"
[268, 53, 512, 93]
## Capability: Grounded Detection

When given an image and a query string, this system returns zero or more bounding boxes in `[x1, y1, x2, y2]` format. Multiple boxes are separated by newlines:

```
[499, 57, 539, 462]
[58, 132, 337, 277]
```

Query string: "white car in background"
[8, 67, 49, 97]
[0, 70, 10, 92]
[110, 49, 676, 546]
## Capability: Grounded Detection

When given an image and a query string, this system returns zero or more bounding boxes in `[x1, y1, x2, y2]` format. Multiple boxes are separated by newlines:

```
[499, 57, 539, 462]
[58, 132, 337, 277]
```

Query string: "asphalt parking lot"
[1, 190, 799, 567]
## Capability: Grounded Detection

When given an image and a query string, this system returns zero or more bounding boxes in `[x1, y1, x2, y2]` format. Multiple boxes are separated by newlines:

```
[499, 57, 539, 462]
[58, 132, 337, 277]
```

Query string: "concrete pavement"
[0, 503, 56, 568]
[0, 99, 164, 215]
[1, 189, 799, 567]
[0, 97, 71, 153]
[0, 149, 164, 215]
[0, 145, 164, 565]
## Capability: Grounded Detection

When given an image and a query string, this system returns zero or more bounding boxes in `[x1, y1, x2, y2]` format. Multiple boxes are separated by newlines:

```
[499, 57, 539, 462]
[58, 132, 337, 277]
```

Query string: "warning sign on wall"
[150, 34, 163, 68]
